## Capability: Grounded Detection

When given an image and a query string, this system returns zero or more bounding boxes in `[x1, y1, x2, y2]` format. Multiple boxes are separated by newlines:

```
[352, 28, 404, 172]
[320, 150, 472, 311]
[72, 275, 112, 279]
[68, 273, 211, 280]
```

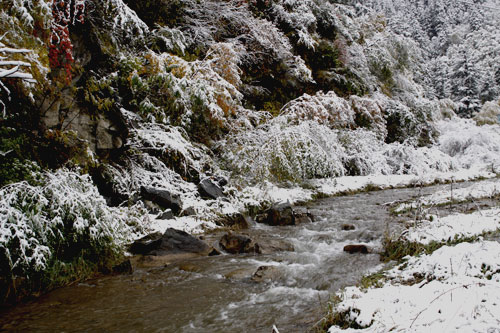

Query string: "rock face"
[198, 177, 226, 199]
[129, 229, 210, 256]
[219, 233, 260, 254]
[343, 244, 369, 254]
[41, 91, 127, 153]
[140, 186, 183, 214]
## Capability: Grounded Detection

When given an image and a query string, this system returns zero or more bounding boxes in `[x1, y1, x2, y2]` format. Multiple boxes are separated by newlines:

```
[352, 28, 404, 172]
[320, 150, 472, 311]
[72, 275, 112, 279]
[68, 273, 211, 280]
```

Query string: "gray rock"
[141, 186, 183, 214]
[181, 206, 197, 216]
[198, 177, 225, 199]
[130, 228, 210, 256]
[258, 238, 294, 254]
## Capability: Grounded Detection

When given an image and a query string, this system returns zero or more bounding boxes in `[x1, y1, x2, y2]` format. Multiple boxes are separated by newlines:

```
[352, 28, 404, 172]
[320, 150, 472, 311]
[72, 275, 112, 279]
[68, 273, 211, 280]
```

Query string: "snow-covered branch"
[0, 35, 35, 117]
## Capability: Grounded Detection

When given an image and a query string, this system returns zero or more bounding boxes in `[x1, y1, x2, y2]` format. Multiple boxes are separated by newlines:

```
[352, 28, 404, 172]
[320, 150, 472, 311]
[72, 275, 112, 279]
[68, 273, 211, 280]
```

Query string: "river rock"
[181, 206, 197, 216]
[141, 186, 183, 214]
[341, 224, 356, 231]
[218, 213, 253, 230]
[294, 212, 313, 224]
[343, 244, 369, 254]
[219, 233, 260, 254]
[129, 229, 210, 256]
[198, 177, 225, 199]
[260, 202, 295, 226]
[251, 266, 281, 283]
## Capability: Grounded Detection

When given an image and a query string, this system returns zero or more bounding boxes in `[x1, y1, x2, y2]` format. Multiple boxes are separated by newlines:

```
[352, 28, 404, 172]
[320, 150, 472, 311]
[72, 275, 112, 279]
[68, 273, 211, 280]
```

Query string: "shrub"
[0, 169, 147, 302]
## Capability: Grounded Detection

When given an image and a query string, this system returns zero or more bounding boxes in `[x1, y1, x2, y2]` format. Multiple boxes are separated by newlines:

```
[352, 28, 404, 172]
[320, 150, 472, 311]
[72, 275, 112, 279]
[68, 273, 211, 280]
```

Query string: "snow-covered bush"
[125, 48, 244, 140]
[474, 100, 500, 126]
[128, 123, 213, 182]
[383, 143, 454, 175]
[223, 120, 346, 183]
[339, 129, 389, 176]
[438, 118, 500, 170]
[350, 94, 386, 138]
[0, 169, 147, 291]
[280, 91, 355, 129]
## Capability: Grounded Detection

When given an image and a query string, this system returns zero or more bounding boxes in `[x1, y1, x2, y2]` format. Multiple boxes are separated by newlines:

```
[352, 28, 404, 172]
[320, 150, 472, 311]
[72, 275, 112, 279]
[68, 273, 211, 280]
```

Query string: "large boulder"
[219, 233, 260, 254]
[129, 229, 210, 256]
[198, 177, 226, 199]
[140, 186, 183, 214]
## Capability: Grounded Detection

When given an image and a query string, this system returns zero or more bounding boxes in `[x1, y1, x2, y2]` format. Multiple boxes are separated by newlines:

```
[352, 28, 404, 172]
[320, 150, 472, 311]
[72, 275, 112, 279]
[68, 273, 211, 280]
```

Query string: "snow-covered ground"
[394, 179, 500, 214]
[328, 241, 500, 332]
[326, 193, 500, 332]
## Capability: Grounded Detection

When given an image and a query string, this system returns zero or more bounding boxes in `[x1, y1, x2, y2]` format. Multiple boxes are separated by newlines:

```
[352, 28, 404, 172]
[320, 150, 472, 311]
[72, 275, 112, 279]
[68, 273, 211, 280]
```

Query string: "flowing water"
[0, 182, 490, 332]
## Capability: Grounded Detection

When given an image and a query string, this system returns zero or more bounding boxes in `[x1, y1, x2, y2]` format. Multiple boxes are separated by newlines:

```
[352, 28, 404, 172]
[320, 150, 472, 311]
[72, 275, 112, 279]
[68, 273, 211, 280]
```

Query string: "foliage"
[0, 169, 147, 302]
[48, 0, 86, 82]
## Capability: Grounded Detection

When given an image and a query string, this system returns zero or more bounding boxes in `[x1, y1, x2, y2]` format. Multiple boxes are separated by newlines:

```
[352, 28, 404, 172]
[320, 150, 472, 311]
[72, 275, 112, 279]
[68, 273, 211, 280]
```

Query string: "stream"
[0, 181, 488, 332]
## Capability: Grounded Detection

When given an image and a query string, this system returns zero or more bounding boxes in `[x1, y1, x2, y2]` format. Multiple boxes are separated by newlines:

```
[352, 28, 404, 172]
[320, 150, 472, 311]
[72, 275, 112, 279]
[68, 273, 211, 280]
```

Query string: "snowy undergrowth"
[438, 118, 500, 171]
[327, 241, 500, 332]
[0, 169, 148, 286]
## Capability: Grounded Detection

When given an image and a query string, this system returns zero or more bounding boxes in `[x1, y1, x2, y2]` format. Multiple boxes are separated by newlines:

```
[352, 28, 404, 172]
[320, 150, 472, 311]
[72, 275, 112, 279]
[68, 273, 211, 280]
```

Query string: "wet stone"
[219, 233, 260, 254]
[112, 260, 133, 274]
[129, 229, 210, 256]
[343, 244, 370, 254]
[260, 202, 295, 226]
[341, 224, 356, 231]
[218, 213, 253, 230]
[251, 266, 281, 283]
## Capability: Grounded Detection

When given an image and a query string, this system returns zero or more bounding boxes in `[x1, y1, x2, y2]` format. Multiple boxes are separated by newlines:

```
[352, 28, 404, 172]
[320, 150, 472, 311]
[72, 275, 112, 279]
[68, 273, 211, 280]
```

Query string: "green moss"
[312, 297, 369, 332]
[359, 272, 387, 290]
[380, 233, 487, 263]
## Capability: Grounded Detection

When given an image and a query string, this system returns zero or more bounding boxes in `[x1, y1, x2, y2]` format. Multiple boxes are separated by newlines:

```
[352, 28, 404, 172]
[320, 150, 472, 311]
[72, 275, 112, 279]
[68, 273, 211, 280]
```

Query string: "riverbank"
[318, 178, 500, 332]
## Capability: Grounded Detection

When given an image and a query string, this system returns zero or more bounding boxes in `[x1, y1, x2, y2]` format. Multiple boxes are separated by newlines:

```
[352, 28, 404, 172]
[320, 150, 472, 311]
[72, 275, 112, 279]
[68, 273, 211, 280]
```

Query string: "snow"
[328, 241, 500, 332]
[149, 215, 217, 235]
[403, 208, 500, 244]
